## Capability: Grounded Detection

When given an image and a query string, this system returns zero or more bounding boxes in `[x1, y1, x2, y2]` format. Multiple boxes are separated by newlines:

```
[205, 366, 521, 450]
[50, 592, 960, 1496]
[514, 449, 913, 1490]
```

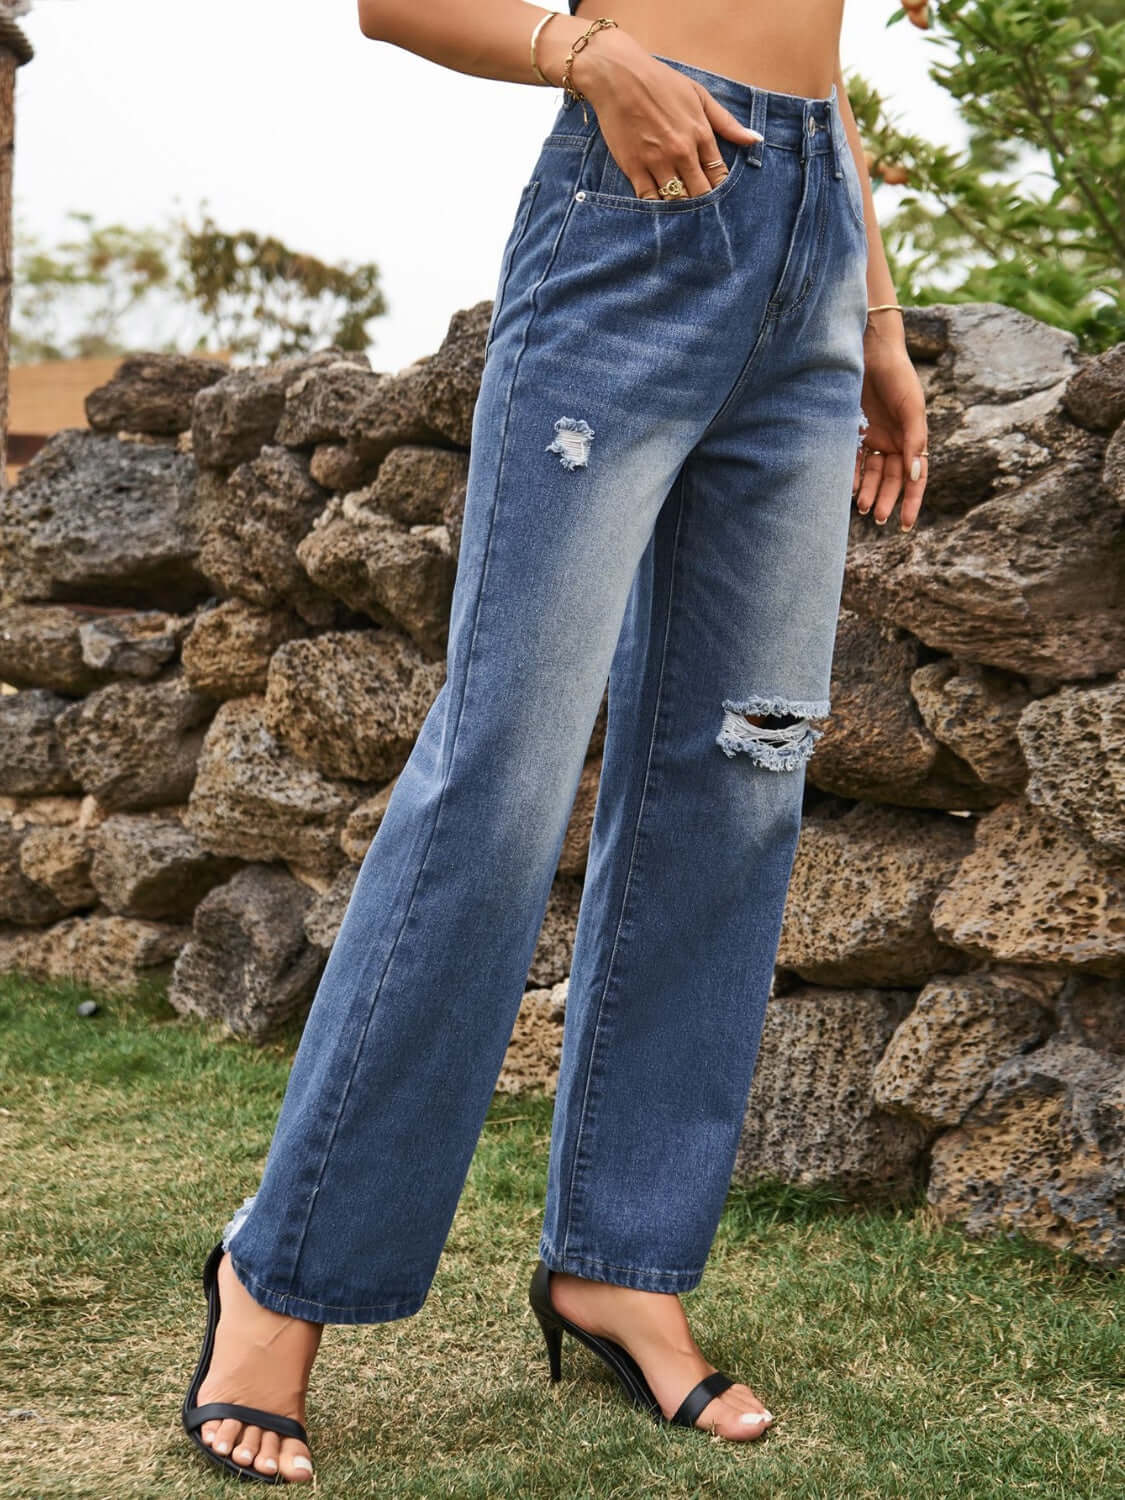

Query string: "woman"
[181, 0, 928, 1483]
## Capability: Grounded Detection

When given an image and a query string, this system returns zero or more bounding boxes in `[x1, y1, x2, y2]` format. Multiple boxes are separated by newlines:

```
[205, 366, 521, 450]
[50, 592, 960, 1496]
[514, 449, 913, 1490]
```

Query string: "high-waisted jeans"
[219, 55, 869, 1323]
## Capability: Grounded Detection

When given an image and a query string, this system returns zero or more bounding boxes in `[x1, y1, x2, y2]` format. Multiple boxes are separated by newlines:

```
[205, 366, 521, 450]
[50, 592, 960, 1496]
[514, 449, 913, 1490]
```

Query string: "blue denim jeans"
[220, 55, 869, 1323]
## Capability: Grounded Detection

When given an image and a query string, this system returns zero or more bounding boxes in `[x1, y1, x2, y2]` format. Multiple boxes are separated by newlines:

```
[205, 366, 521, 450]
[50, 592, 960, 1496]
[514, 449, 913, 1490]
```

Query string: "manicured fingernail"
[902, 520, 914, 532]
[875, 514, 887, 524]
[292, 1456, 313, 1473]
[910, 456, 921, 481]
[857, 504, 870, 514]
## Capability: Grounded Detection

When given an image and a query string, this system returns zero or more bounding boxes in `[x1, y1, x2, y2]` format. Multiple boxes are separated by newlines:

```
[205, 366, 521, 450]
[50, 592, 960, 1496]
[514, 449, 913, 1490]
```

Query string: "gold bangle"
[529, 11, 558, 86]
[867, 303, 905, 314]
[561, 18, 619, 125]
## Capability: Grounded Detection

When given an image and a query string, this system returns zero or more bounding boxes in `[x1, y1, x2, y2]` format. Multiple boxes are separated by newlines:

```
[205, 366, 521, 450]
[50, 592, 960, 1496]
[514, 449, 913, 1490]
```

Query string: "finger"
[852, 445, 866, 498]
[872, 452, 904, 524]
[900, 409, 929, 532]
[856, 451, 884, 513]
[694, 80, 764, 149]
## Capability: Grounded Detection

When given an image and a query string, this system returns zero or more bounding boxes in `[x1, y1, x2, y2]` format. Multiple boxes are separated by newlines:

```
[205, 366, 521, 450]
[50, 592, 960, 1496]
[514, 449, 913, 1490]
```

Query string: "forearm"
[356, 0, 597, 90]
[833, 56, 905, 347]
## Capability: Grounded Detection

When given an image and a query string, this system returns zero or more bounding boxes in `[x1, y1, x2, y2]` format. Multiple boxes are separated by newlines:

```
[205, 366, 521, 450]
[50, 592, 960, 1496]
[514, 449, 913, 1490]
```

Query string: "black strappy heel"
[528, 1258, 746, 1431]
[182, 1242, 311, 1485]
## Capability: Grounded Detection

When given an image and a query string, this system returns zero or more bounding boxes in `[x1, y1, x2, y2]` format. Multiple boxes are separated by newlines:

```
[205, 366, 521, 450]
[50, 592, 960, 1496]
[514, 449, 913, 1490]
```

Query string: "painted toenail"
[740, 1411, 766, 1424]
[292, 1456, 313, 1472]
[261, 1459, 278, 1472]
[214, 1442, 229, 1454]
[236, 1448, 252, 1461]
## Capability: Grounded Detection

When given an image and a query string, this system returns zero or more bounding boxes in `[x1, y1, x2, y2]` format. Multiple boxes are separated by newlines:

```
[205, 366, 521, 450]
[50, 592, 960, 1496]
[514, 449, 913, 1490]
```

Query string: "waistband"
[558, 52, 846, 168]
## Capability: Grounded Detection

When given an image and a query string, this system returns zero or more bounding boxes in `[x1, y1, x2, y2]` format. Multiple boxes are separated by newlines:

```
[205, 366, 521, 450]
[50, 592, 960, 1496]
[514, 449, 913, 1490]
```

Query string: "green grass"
[0, 973, 1121, 1499]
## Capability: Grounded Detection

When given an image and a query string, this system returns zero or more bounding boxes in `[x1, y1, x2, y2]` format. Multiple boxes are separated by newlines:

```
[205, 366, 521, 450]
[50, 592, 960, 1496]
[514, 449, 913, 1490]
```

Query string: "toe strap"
[670, 1370, 735, 1428]
[185, 1401, 309, 1446]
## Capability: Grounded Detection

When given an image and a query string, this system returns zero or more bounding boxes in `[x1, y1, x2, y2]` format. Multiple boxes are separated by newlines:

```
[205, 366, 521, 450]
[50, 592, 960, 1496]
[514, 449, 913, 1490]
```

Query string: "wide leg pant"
[220, 53, 869, 1322]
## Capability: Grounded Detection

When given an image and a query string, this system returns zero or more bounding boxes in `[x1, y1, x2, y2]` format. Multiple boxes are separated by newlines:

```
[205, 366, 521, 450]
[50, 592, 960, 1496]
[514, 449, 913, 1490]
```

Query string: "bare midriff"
[572, 0, 846, 100]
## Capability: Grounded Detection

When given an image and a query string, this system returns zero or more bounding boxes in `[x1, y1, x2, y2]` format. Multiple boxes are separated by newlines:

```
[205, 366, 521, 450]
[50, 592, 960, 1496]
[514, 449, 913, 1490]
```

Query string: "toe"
[211, 1417, 244, 1458]
[254, 1431, 280, 1478]
[199, 1419, 219, 1448]
[279, 1437, 314, 1483]
[697, 1384, 773, 1441]
[231, 1424, 261, 1467]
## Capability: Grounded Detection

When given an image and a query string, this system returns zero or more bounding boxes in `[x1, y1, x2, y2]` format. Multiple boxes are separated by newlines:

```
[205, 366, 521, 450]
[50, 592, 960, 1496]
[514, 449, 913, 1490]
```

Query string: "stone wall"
[1, 301, 1122, 1268]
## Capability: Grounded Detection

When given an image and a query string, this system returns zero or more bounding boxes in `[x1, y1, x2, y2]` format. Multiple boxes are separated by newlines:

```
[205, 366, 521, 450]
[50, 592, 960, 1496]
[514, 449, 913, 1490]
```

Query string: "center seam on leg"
[559, 465, 689, 1264]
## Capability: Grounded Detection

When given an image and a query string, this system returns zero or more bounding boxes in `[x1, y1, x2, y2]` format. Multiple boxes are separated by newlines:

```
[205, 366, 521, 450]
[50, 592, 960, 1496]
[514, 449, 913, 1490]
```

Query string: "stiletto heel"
[532, 1305, 564, 1380]
[528, 1258, 743, 1431]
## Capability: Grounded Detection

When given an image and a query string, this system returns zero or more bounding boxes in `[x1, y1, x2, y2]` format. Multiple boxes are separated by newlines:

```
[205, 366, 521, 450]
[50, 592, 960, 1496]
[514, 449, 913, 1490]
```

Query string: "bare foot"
[547, 1270, 774, 1441]
[196, 1251, 323, 1482]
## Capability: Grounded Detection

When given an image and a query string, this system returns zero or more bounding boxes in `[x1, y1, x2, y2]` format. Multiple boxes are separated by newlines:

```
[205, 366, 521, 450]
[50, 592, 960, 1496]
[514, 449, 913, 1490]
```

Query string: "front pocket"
[483, 178, 541, 357]
[586, 131, 746, 212]
[840, 149, 868, 230]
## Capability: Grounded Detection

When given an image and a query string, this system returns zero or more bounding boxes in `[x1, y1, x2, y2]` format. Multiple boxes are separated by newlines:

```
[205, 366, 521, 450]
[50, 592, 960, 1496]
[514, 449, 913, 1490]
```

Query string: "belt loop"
[746, 87, 766, 168]
[829, 82, 843, 179]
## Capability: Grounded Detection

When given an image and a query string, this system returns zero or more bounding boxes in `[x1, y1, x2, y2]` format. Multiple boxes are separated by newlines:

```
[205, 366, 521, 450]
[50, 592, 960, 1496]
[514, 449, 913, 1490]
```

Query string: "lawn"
[0, 974, 1121, 1499]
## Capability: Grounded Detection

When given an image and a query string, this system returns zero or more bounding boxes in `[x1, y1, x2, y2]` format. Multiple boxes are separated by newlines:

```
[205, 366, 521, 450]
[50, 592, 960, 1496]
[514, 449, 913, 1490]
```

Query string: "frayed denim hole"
[716, 696, 830, 771]
[546, 416, 595, 470]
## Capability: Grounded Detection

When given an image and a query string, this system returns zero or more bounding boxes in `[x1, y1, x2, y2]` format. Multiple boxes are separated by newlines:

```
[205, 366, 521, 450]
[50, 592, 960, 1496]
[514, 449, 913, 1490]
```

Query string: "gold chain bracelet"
[561, 17, 619, 124]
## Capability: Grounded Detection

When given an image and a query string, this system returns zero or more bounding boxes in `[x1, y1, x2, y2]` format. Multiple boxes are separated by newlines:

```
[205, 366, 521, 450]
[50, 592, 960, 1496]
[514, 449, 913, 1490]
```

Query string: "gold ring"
[702, 159, 725, 170]
[864, 448, 885, 456]
[658, 175, 687, 199]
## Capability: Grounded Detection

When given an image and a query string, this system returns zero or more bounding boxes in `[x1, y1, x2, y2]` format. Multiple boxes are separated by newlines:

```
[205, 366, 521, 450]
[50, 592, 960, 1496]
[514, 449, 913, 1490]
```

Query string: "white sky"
[18, 1, 963, 372]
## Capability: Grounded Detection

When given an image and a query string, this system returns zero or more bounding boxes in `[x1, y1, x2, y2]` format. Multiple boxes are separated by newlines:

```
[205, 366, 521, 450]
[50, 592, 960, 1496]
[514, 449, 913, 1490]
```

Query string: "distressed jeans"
[220, 55, 869, 1323]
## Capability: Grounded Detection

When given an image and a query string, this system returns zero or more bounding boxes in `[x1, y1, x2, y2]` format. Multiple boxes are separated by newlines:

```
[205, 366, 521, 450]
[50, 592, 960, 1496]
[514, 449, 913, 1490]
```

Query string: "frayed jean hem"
[537, 1235, 706, 1294]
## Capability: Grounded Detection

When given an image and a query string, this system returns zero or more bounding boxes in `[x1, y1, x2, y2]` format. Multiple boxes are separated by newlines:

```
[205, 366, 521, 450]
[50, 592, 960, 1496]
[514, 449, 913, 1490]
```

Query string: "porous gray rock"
[496, 979, 568, 1095]
[181, 599, 307, 699]
[196, 447, 336, 625]
[734, 984, 927, 1197]
[168, 865, 324, 1041]
[1062, 339, 1125, 431]
[909, 659, 1030, 794]
[0, 430, 208, 609]
[926, 302, 1080, 405]
[184, 697, 364, 879]
[557, 759, 600, 877]
[410, 301, 492, 447]
[0, 913, 188, 991]
[303, 862, 358, 951]
[777, 802, 975, 985]
[364, 445, 470, 527]
[18, 824, 96, 911]
[810, 612, 999, 808]
[90, 811, 241, 920]
[931, 797, 1125, 977]
[77, 609, 193, 681]
[263, 631, 445, 784]
[0, 690, 80, 795]
[843, 450, 1124, 679]
[191, 347, 371, 471]
[339, 779, 397, 863]
[927, 1036, 1125, 1268]
[84, 352, 229, 436]
[1016, 675, 1125, 856]
[0, 819, 67, 926]
[527, 876, 582, 989]
[57, 673, 216, 812]
[275, 358, 389, 447]
[296, 493, 455, 653]
[1053, 974, 1125, 1056]
[0, 604, 105, 695]
[872, 968, 1059, 1131]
